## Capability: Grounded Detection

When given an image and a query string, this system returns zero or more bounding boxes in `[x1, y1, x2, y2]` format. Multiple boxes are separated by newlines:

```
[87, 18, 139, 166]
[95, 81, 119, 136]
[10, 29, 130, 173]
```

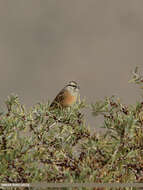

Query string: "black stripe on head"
[67, 81, 80, 89]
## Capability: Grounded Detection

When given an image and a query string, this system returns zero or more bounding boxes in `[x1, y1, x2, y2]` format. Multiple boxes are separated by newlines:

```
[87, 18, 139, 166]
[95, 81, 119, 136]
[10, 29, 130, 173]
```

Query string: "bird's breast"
[62, 90, 77, 107]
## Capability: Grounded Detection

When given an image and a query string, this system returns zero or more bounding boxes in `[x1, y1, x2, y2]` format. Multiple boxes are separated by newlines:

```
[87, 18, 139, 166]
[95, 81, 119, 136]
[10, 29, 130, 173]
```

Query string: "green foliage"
[0, 69, 143, 189]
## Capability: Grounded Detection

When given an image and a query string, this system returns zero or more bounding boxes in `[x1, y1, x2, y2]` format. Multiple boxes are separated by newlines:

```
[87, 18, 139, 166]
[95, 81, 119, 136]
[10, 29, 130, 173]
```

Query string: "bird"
[50, 81, 80, 109]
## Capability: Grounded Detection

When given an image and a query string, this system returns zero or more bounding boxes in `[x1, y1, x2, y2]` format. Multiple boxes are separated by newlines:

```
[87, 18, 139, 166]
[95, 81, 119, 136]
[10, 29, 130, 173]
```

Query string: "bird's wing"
[50, 89, 65, 108]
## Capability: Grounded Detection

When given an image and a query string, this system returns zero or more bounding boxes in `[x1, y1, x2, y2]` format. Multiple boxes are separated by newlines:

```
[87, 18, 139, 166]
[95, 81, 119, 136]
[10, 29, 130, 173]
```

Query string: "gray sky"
[0, 0, 143, 128]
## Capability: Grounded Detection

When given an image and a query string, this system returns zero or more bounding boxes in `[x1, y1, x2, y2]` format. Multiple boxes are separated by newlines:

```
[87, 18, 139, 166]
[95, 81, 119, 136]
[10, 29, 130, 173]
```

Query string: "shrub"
[0, 68, 143, 189]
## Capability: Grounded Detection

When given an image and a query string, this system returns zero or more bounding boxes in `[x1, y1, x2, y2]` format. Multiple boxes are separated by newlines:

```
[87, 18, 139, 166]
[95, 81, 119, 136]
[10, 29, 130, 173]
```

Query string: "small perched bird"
[50, 81, 80, 109]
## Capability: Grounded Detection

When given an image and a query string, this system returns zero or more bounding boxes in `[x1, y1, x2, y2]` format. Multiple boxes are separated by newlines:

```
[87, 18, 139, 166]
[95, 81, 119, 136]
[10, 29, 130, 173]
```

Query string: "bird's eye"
[69, 84, 76, 88]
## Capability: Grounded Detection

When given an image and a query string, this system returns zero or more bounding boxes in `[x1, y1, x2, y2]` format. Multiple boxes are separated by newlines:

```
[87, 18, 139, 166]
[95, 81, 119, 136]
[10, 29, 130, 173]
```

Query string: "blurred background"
[0, 0, 143, 129]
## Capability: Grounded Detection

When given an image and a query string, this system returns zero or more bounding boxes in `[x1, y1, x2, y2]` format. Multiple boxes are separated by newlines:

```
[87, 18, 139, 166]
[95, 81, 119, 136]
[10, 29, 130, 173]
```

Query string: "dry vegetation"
[0, 68, 143, 190]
